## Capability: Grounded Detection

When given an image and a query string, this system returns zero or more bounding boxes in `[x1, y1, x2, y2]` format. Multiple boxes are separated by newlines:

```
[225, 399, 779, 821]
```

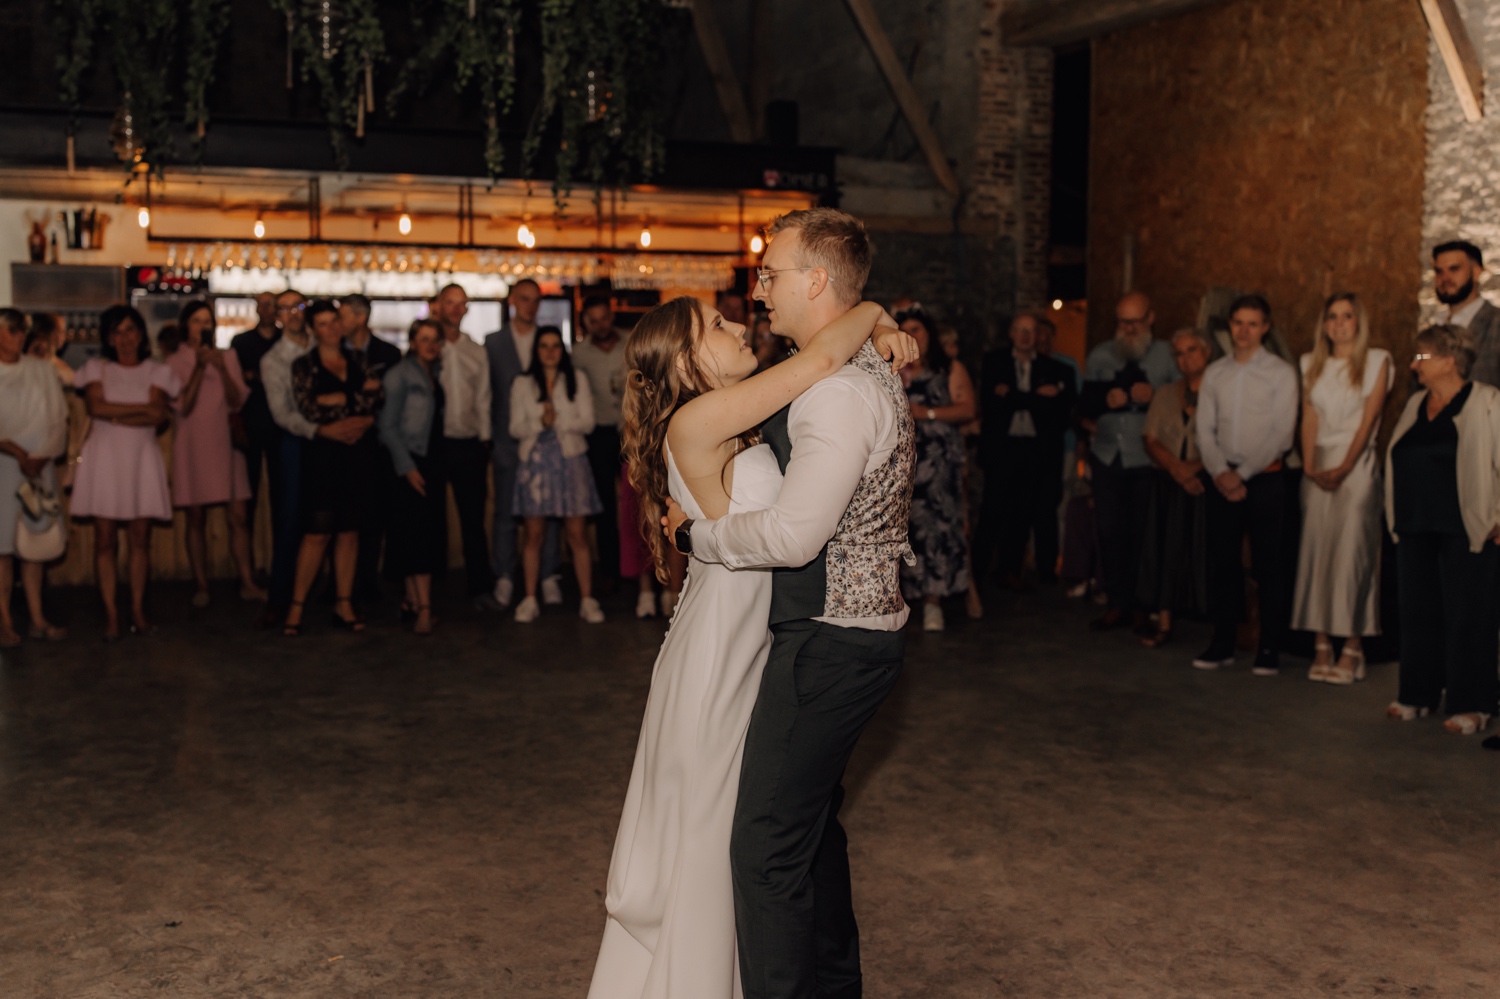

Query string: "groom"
[667, 207, 915, 999]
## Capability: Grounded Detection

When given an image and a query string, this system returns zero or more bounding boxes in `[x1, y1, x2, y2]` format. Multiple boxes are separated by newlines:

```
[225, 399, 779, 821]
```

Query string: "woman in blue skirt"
[510, 326, 604, 623]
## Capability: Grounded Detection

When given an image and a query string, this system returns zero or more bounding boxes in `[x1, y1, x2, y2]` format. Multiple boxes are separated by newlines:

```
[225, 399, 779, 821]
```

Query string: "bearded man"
[1432, 240, 1500, 387]
[1080, 291, 1180, 629]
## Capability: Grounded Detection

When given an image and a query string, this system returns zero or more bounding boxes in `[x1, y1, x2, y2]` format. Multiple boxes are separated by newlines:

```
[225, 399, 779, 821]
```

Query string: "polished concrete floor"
[2, 582, 1498, 998]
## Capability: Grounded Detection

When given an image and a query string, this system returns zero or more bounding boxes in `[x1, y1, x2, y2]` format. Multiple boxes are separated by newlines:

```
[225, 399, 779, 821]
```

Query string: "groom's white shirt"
[689, 365, 910, 631]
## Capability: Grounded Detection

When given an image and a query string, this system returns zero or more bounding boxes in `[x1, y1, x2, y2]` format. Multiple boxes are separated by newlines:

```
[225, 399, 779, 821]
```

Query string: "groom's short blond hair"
[766, 208, 872, 308]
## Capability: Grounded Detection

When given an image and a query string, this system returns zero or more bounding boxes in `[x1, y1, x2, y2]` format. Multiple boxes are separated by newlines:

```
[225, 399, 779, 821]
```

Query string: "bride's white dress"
[587, 442, 784, 999]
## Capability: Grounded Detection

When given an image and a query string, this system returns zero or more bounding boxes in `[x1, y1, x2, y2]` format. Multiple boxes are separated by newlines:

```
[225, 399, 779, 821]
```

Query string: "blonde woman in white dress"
[1292, 293, 1392, 684]
[589, 296, 912, 999]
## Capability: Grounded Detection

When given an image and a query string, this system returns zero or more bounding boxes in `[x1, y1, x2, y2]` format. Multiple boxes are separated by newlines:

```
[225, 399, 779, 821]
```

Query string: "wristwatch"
[674, 519, 695, 556]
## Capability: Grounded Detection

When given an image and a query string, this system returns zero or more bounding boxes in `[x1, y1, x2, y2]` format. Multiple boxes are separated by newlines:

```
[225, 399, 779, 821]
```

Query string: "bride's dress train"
[587, 443, 783, 999]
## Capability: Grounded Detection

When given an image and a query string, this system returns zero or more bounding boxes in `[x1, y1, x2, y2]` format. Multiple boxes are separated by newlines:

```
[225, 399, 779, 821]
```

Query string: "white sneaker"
[579, 597, 605, 624]
[635, 591, 657, 619]
[541, 576, 563, 605]
[493, 577, 514, 608]
[513, 595, 540, 623]
[659, 590, 679, 618]
[922, 603, 945, 632]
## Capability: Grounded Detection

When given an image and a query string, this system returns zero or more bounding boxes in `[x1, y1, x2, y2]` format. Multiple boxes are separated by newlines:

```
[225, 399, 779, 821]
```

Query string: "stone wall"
[1088, 0, 1428, 354]
[1423, 0, 1500, 325]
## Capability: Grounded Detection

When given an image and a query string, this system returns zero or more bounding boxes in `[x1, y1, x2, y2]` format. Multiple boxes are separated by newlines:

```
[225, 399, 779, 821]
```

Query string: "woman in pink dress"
[71, 305, 182, 640]
[165, 301, 265, 607]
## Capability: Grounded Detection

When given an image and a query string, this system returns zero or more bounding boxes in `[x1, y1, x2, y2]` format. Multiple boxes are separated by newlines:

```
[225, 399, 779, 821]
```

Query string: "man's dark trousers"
[585, 424, 622, 580]
[1090, 454, 1154, 612]
[731, 620, 904, 999]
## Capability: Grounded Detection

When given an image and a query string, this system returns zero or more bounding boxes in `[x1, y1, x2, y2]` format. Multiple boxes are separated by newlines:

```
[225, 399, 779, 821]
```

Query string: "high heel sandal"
[282, 599, 305, 637]
[1443, 712, 1491, 735]
[1324, 648, 1366, 686]
[1386, 701, 1430, 721]
[1308, 641, 1334, 682]
[330, 597, 367, 632]
[413, 604, 434, 636]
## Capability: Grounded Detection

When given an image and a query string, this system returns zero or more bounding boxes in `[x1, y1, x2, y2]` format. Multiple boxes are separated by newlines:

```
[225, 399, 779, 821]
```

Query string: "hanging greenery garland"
[53, 0, 679, 191]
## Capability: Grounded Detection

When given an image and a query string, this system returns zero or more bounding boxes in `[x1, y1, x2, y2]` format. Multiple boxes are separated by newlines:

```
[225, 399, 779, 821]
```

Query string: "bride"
[587, 294, 913, 999]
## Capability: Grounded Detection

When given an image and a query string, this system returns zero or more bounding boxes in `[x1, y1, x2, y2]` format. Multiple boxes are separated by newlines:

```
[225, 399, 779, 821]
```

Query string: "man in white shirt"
[671, 208, 913, 999]
[432, 283, 494, 600]
[484, 279, 560, 607]
[1194, 294, 1299, 675]
[1432, 240, 1500, 387]
[570, 294, 627, 586]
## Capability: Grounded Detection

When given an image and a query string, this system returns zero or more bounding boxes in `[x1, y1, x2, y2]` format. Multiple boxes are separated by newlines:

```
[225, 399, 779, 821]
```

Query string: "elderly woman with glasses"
[1385, 324, 1500, 736]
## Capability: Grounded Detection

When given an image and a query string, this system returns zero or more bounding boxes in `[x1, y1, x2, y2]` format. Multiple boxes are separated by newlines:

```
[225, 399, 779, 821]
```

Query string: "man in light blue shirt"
[1081, 291, 1179, 628]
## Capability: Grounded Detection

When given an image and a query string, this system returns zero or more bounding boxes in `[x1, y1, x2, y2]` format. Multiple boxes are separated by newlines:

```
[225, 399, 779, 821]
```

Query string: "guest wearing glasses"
[380, 319, 447, 635]
[282, 301, 382, 636]
[1292, 294, 1392, 683]
[71, 305, 182, 640]
[1081, 292, 1180, 630]
[1386, 325, 1500, 736]
[164, 300, 265, 608]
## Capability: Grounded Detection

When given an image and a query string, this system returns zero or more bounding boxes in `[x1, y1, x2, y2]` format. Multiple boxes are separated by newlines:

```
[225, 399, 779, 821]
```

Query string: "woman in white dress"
[589, 296, 913, 999]
[1291, 293, 1392, 684]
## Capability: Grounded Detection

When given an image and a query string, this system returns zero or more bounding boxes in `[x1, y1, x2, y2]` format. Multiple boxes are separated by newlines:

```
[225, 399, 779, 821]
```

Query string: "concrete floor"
[2, 583, 1498, 998]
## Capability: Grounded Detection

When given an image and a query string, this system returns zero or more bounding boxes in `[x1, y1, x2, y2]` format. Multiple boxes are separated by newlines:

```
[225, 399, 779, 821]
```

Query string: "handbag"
[16, 474, 66, 562]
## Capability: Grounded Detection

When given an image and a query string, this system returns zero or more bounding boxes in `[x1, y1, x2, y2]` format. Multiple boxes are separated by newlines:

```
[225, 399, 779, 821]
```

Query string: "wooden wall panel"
[1087, 0, 1427, 356]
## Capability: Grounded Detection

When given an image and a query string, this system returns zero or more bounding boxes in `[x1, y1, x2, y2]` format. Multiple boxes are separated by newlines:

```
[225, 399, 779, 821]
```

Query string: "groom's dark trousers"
[730, 621, 904, 999]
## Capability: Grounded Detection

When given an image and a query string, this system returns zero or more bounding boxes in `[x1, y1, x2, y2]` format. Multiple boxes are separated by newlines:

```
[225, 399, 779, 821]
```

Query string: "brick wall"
[1088, 0, 1427, 354]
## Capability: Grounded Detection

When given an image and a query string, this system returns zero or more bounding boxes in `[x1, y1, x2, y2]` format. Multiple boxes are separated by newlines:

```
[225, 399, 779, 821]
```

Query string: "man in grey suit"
[484, 279, 559, 607]
[1433, 240, 1500, 387]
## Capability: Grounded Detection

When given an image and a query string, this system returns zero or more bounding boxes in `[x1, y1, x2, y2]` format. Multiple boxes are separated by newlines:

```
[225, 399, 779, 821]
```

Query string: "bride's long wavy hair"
[622, 296, 757, 583]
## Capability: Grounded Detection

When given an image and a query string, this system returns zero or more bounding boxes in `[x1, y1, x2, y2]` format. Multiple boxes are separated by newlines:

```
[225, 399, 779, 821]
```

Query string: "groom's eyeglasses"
[756, 266, 815, 289]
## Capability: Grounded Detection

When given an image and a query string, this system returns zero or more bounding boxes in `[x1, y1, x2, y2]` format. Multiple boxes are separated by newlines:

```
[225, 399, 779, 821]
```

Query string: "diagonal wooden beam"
[1419, 0, 1484, 121]
[1002, 0, 1228, 48]
[691, 0, 755, 144]
[842, 0, 961, 198]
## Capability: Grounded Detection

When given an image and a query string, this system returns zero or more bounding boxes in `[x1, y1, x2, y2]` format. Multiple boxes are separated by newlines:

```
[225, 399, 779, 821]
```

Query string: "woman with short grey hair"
[1385, 324, 1500, 735]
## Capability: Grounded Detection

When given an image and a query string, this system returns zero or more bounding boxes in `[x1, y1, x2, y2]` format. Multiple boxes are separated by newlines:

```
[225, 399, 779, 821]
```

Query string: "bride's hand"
[661, 497, 689, 545]
[872, 323, 919, 374]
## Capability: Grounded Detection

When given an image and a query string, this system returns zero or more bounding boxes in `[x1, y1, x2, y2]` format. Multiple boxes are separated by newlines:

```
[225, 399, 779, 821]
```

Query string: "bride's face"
[691, 305, 755, 388]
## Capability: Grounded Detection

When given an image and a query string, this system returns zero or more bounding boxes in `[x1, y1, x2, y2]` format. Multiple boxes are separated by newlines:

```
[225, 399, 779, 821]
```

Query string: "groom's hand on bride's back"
[662, 498, 689, 543]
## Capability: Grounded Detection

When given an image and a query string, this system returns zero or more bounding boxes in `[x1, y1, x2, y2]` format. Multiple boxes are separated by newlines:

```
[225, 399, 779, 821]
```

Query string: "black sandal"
[282, 600, 305, 637]
[331, 597, 367, 632]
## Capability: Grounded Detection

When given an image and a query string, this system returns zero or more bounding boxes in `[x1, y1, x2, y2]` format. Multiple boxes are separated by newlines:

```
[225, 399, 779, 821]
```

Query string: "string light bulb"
[137, 206, 150, 229]
[517, 222, 536, 249]
[253, 215, 266, 239]
[1051, 299, 1063, 311]
[639, 226, 652, 248]
[749, 234, 764, 254]
[399, 212, 412, 235]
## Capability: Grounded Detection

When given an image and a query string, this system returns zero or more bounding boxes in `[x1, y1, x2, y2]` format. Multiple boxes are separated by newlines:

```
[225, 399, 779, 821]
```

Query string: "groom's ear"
[805, 267, 830, 301]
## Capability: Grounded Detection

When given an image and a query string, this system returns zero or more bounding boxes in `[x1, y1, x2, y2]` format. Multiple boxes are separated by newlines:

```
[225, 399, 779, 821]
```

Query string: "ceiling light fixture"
[639, 226, 652, 248]
[399, 212, 412, 235]
[137, 206, 150, 229]
[253, 215, 266, 239]
[749, 234, 764, 254]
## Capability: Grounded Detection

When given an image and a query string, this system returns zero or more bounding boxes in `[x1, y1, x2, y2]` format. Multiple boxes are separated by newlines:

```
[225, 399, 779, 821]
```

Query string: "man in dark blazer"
[1433, 240, 1500, 387]
[974, 313, 1078, 588]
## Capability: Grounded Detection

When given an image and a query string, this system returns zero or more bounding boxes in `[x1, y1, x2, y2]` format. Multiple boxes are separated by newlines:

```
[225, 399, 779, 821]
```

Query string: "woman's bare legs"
[286, 533, 331, 630]
[521, 516, 547, 599]
[406, 574, 433, 633]
[95, 519, 121, 638]
[185, 505, 210, 597]
[331, 531, 359, 623]
[126, 518, 152, 632]
[0, 558, 18, 644]
[563, 516, 592, 601]
[227, 499, 266, 599]
[20, 560, 61, 637]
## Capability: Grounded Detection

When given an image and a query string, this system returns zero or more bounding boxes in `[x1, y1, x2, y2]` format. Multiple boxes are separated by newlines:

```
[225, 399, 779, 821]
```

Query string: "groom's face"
[753, 231, 825, 346]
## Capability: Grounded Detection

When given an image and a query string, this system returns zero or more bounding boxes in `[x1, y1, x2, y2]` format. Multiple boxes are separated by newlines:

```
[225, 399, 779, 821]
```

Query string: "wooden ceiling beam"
[1001, 0, 1229, 48]
[842, 0, 962, 198]
[1419, 0, 1484, 121]
[692, 0, 756, 144]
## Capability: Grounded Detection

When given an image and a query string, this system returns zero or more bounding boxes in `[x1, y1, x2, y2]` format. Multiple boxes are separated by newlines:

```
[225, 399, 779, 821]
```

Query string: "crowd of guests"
[4, 242, 1500, 744]
[0, 280, 733, 644]
[891, 239, 1499, 744]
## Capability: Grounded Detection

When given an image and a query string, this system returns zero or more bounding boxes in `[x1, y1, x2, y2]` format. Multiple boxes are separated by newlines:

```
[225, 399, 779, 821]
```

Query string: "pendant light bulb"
[517, 222, 532, 246]
[137, 206, 150, 229]
[640, 226, 652, 248]
[253, 215, 266, 240]
[749, 234, 764, 254]
[399, 212, 412, 236]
